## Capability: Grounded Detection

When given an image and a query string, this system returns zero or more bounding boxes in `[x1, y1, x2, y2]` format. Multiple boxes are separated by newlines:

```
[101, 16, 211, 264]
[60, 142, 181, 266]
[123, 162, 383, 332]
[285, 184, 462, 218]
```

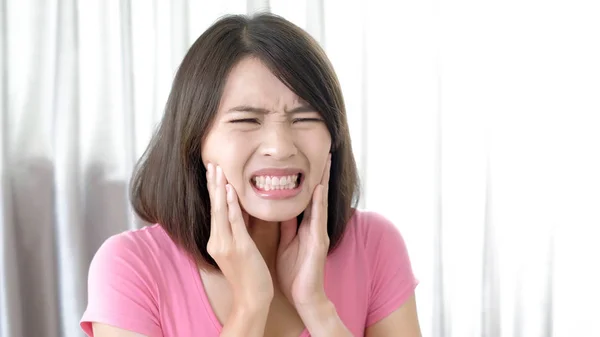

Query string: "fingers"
[206, 163, 216, 204]
[279, 218, 298, 250]
[315, 155, 332, 237]
[311, 185, 328, 238]
[320, 153, 332, 195]
[321, 154, 331, 207]
[207, 164, 232, 237]
[207, 163, 251, 244]
[301, 155, 331, 222]
[226, 184, 251, 241]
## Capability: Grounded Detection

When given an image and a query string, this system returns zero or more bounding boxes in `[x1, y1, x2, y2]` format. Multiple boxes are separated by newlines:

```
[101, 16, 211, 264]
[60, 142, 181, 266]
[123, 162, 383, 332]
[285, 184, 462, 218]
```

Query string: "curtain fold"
[1, 1, 599, 337]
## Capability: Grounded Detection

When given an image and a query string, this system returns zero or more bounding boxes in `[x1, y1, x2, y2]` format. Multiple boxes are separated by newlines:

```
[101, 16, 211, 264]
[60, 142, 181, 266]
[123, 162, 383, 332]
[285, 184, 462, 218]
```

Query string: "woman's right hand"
[206, 163, 274, 309]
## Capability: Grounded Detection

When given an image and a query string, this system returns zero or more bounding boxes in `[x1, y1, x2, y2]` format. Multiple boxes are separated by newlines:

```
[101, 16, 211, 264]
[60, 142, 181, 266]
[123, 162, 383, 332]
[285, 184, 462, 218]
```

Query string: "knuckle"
[317, 234, 330, 249]
[207, 236, 257, 261]
[237, 242, 253, 255]
[207, 242, 232, 258]
[229, 211, 241, 224]
[206, 240, 219, 253]
[317, 242, 329, 254]
[206, 244, 218, 257]
[211, 204, 223, 214]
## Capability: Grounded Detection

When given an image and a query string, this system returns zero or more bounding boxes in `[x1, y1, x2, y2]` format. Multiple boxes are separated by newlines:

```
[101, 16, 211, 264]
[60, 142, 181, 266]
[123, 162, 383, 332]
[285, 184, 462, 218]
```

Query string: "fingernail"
[225, 184, 233, 202]
[206, 163, 213, 176]
[216, 165, 222, 178]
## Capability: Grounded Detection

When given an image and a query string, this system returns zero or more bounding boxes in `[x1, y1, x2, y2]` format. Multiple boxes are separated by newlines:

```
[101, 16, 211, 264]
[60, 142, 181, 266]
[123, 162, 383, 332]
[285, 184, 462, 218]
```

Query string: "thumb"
[279, 217, 298, 250]
[237, 203, 249, 225]
[242, 210, 250, 227]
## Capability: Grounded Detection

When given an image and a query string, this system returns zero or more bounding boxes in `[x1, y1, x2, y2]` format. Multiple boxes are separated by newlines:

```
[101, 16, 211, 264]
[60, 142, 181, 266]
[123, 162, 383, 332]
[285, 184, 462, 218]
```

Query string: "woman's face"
[201, 57, 332, 222]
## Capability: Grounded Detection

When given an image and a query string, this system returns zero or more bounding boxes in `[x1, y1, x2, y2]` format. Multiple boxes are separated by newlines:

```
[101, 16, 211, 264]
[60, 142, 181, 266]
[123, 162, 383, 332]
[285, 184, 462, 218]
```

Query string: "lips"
[250, 168, 303, 177]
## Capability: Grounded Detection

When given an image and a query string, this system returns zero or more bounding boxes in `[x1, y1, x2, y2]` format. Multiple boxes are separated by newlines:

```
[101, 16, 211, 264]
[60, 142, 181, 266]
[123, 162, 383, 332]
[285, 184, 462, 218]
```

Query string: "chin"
[246, 209, 301, 222]
[243, 202, 306, 223]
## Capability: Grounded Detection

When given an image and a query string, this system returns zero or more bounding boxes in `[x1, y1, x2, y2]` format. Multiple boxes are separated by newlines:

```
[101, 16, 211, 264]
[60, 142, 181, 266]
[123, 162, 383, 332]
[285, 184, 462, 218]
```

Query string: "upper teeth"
[253, 174, 299, 190]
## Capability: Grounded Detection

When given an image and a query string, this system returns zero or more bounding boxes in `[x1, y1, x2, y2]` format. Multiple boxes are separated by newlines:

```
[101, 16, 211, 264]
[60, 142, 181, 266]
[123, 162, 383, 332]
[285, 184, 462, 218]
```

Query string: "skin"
[202, 57, 332, 225]
[93, 57, 422, 337]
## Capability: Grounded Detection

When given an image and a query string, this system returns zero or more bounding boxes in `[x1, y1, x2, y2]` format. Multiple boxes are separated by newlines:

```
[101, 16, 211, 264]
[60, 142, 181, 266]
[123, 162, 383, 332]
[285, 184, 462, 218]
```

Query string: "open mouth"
[251, 173, 303, 191]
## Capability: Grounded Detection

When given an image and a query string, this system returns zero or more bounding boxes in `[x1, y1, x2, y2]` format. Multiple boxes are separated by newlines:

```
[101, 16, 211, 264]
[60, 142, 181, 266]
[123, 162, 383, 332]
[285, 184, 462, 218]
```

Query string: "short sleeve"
[80, 233, 163, 337]
[363, 212, 419, 327]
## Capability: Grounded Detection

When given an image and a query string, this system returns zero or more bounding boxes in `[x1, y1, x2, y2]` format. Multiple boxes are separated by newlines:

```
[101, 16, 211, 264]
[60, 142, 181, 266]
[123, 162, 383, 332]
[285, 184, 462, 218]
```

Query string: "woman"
[81, 13, 421, 337]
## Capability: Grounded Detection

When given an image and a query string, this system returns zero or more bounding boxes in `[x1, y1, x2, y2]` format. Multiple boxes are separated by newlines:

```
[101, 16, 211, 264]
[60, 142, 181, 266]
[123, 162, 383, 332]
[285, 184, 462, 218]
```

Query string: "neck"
[247, 217, 281, 271]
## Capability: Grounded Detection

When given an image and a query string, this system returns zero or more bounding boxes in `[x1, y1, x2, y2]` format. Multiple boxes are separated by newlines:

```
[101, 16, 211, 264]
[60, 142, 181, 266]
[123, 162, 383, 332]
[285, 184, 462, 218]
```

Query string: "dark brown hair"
[130, 13, 360, 269]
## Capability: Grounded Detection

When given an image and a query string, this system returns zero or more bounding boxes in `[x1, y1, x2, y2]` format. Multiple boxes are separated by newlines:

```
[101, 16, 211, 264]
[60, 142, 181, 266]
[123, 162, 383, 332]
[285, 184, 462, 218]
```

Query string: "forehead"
[219, 57, 301, 108]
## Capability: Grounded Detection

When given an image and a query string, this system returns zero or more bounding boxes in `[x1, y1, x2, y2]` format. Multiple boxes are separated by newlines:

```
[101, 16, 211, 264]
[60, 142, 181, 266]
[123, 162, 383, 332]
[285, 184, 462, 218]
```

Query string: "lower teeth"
[256, 184, 296, 191]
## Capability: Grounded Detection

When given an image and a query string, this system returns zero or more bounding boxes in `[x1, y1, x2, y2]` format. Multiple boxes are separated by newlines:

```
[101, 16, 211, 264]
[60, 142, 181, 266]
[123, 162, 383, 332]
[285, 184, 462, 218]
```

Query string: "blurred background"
[1, 0, 599, 336]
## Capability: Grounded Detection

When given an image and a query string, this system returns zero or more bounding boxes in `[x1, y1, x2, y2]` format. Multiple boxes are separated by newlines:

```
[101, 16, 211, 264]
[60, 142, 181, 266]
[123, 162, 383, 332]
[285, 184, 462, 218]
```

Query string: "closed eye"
[229, 118, 260, 124]
[293, 118, 323, 123]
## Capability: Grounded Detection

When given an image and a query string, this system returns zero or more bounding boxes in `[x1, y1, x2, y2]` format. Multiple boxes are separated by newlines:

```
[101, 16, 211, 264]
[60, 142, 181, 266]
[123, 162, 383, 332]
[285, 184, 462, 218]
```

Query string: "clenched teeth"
[252, 174, 299, 190]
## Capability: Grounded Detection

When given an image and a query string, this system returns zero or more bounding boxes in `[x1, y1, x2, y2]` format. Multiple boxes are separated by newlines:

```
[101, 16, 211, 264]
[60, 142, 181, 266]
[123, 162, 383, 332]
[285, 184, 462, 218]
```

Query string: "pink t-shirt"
[80, 209, 418, 337]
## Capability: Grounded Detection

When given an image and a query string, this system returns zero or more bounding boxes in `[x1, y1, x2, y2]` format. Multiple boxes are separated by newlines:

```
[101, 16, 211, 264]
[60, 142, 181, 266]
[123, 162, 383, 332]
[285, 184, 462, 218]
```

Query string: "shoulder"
[342, 209, 415, 286]
[91, 224, 171, 266]
[334, 209, 412, 273]
[82, 225, 176, 336]
[344, 210, 418, 326]
[87, 224, 177, 289]
[344, 209, 405, 249]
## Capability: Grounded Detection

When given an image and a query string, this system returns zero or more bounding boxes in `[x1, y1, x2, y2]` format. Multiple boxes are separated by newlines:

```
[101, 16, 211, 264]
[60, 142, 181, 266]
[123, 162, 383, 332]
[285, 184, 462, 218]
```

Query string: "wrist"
[232, 296, 272, 317]
[293, 290, 329, 310]
[296, 297, 335, 320]
[296, 299, 351, 337]
[234, 286, 274, 309]
[222, 300, 271, 336]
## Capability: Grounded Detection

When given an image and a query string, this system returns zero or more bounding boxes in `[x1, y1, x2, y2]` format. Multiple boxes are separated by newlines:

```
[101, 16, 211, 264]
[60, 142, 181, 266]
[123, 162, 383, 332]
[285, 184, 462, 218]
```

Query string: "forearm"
[220, 304, 270, 337]
[297, 300, 353, 337]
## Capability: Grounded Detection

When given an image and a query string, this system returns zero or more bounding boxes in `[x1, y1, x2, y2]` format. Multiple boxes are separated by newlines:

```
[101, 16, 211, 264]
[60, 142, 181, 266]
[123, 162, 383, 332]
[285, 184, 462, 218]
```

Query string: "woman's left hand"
[277, 154, 331, 309]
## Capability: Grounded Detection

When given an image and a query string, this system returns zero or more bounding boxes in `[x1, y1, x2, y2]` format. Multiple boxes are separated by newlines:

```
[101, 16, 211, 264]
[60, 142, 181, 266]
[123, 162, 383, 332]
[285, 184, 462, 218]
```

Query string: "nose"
[259, 124, 298, 159]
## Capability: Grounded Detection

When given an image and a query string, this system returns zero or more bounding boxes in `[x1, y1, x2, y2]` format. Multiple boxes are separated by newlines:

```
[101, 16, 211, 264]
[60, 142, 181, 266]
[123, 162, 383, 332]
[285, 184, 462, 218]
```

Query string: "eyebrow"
[226, 104, 315, 114]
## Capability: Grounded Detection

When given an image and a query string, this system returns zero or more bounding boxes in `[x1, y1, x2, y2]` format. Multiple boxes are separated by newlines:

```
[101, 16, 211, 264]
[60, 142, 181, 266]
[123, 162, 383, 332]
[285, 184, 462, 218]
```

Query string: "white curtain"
[1, 1, 599, 337]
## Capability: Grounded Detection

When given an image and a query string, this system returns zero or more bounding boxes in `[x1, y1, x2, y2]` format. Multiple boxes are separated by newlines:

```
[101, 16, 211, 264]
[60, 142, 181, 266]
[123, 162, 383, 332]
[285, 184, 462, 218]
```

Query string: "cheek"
[298, 126, 331, 153]
[298, 129, 331, 183]
[200, 130, 222, 166]
[216, 138, 256, 187]
[201, 133, 252, 181]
